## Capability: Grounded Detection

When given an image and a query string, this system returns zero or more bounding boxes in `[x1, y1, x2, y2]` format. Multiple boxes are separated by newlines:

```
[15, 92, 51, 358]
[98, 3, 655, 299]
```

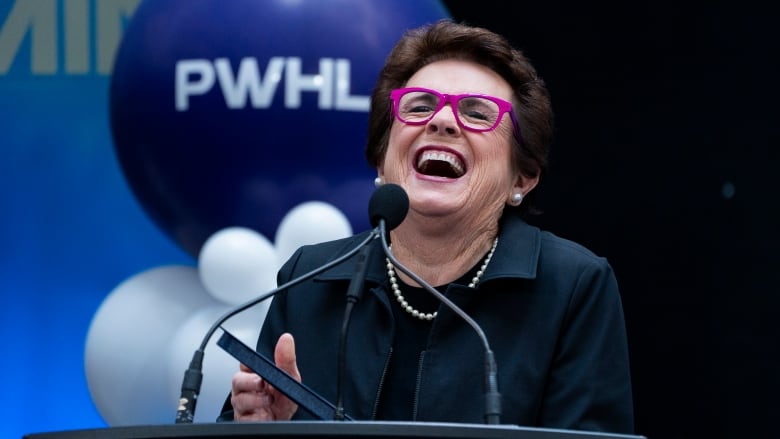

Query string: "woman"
[221, 20, 634, 433]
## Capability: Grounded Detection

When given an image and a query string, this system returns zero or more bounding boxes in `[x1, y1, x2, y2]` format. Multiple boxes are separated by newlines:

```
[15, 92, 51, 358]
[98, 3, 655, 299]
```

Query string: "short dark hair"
[366, 19, 553, 213]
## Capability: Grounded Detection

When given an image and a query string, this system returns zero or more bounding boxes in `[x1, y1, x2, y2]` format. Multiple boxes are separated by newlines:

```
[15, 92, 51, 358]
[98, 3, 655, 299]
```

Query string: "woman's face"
[380, 59, 536, 225]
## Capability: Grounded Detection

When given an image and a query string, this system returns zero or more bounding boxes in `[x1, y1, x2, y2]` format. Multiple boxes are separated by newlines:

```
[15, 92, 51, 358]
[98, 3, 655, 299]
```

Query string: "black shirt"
[375, 265, 480, 420]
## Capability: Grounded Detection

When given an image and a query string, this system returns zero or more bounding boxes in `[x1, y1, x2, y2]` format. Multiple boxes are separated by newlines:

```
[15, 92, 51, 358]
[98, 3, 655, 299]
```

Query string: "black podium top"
[24, 421, 646, 439]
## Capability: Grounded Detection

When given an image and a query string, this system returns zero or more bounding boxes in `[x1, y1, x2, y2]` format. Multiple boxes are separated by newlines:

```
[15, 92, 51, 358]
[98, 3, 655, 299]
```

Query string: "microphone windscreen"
[368, 184, 409, 231]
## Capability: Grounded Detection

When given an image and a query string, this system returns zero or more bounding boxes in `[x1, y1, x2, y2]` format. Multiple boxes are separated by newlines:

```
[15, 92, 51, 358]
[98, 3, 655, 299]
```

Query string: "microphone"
[375, 185, 503, 425]
[175, 232, 377, 423]
[334, 183, 410, 420]
[175, 184, 410, 424]
[368, 182, 409, 231]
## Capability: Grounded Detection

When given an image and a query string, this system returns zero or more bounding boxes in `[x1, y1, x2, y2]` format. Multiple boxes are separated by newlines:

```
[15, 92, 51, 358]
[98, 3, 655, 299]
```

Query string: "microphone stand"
[175, 230, 378, 424]
[334, 240, 375, 420]
[378, 220, 503, 425]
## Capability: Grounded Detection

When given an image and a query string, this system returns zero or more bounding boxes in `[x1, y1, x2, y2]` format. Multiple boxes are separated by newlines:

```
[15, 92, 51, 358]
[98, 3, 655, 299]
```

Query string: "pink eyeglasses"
[390, 87, 521, 144]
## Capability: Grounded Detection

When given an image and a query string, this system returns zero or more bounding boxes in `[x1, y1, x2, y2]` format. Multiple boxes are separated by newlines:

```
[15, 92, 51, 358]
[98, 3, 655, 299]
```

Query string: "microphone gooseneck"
[334, 242, 373, 420]
[334, 183, 410, 420]
[175, 230, 378, 424]
[375, 187, 502, 425]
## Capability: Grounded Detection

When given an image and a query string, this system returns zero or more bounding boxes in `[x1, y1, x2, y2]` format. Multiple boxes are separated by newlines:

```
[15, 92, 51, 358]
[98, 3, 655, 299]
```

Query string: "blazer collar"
[481, 213, 540, 282]
[313, 233, 391, 285]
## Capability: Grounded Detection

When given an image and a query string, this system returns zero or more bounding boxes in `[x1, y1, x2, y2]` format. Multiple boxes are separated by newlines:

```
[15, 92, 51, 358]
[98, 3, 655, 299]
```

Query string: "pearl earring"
[511, 192, 523, 206]
[374, 177, 383, 188]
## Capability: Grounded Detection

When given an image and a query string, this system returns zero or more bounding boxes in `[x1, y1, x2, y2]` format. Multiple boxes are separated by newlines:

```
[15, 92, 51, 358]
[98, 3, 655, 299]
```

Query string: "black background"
[442, 1, 779, 438]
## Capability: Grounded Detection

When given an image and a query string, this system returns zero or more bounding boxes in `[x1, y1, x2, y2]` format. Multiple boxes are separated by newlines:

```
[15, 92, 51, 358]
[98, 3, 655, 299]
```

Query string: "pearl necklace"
[386, 237, 499, 321]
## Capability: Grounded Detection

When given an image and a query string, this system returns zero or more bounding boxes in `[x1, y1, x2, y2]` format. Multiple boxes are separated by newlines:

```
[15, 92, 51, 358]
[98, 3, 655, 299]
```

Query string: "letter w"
[214, 57, 284, 109]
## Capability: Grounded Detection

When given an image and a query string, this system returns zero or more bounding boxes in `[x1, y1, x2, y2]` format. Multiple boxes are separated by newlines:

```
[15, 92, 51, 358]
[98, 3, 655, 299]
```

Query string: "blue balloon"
[110, 0, 449, 256]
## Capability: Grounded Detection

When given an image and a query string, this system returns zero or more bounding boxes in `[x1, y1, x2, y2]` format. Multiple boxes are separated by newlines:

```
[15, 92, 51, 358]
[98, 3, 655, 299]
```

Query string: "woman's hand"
[230, 333, 301, 421]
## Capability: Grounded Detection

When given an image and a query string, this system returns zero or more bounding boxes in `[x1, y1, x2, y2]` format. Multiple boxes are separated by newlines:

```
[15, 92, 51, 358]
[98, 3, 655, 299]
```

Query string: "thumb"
[275, 333, 301, 382]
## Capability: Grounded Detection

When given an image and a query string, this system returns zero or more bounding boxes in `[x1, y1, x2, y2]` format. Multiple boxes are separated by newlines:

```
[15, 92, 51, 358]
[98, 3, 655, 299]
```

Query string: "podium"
[24, 421, 646, 439]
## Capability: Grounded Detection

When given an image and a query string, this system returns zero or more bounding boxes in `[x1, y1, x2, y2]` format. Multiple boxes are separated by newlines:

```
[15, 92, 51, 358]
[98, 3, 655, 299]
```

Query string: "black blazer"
[222, 213, 634, 434]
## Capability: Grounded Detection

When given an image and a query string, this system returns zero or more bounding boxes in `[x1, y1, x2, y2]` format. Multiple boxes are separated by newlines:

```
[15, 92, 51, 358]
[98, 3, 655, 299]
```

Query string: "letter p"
[175, 60, 215, 111]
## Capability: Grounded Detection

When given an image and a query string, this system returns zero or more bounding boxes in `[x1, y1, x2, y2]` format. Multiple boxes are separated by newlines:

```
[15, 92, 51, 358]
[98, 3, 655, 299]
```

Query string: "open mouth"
[415, 150, 466, 179]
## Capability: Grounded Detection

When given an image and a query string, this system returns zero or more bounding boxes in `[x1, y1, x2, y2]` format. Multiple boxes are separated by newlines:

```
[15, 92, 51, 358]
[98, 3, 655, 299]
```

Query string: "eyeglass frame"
[389, 87, 522, 145]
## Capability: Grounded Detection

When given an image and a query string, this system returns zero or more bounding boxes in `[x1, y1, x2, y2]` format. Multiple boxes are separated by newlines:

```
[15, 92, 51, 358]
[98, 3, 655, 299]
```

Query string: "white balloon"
[275, 202, 352, 264]
[85, 265, 220, 426]
[198, 227, 278, 305]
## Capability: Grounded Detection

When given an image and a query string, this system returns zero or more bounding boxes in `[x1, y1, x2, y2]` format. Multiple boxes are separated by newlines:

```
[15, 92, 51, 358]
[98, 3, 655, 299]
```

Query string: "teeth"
[417, 151, 465, 176]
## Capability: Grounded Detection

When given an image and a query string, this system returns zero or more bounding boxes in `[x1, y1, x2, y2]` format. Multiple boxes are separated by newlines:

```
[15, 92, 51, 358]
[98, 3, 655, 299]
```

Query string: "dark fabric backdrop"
[443, 2, 779, 438]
